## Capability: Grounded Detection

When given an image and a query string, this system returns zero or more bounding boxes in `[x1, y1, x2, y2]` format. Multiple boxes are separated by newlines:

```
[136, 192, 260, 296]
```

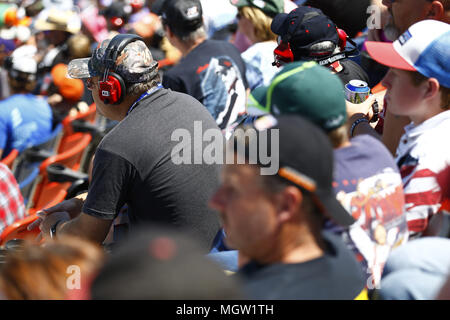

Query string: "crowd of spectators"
[0, 0, 448, 301]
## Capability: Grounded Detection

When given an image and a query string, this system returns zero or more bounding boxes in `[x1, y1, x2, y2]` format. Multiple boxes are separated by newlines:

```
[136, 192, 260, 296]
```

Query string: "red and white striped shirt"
[0, 163, 25, 233]
[395, 110, 450, 237]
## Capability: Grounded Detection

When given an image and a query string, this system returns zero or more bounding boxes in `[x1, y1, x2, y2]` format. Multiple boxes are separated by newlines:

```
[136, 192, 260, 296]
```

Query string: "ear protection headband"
[98, 34, 143, 105]
[272, 12, 359, 68]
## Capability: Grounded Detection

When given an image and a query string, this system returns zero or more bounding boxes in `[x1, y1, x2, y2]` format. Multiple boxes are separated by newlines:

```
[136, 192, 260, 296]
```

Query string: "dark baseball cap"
[100, 1, 132, 19]
[232, 114, 355, 227]
[271, 6, 339, 51]
[67, 34, 158, 83]
[160, 0, 203, 33]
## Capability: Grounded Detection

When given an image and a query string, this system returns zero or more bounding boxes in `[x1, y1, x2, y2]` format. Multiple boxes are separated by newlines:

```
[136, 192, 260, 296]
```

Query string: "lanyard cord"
[126, 83, 163, 116]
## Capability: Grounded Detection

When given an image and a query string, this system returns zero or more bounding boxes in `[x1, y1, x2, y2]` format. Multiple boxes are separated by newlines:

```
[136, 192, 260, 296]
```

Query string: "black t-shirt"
[83, 88, 222, 250]
[236, 231, 366, 299]
[336, 58, 369, 85]
[162, 40, 249, 130]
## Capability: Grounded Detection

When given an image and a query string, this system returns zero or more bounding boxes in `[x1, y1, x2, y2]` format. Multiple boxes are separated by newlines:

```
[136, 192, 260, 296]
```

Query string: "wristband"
[350, 118, 369, 137]
[50, 220, 64, 239]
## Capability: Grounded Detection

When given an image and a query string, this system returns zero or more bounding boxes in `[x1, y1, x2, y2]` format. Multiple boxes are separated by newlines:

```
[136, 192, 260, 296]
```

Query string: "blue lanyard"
[126, 83, 163, 116]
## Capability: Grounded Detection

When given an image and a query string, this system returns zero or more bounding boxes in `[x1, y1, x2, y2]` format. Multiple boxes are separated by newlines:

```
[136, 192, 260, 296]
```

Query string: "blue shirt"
[0, 93, 53, 158]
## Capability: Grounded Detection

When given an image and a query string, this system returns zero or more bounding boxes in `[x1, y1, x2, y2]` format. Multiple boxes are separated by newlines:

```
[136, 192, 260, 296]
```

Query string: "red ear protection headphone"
[110, 17, 125, 28]
[336, 28, 348, 51]
[98, 34, 143, 105]
[272, 37, 294, 67]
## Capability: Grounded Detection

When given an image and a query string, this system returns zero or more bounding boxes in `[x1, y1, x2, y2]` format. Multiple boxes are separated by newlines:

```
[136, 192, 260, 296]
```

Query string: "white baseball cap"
[10, 45, 37, 74]
[366, 20, 450, 88]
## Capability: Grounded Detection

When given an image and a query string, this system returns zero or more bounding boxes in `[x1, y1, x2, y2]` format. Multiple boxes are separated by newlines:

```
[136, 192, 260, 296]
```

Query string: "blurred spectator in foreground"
[210, 114, 367, 299]
[378, 237, 450, 300]
[247, 61, 408, 290]
[0, 236, 104, 300]
[231, 0, 284, 90]
[160, 0, 249, 129]
[89, 227, 243, 299]
[0, 44, 53, 159]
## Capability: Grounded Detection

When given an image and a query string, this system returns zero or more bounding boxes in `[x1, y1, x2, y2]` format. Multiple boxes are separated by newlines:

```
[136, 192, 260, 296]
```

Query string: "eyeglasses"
[236, 13, 241, 20]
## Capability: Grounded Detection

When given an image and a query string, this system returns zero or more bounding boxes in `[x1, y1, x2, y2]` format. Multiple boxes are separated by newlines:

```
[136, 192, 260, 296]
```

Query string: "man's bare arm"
[29, 192, 112, 244]
[56, 213, 113, 244]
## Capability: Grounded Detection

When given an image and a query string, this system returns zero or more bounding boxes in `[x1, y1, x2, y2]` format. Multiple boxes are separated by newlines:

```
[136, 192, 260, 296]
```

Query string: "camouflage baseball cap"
[67, 35, 158, 83]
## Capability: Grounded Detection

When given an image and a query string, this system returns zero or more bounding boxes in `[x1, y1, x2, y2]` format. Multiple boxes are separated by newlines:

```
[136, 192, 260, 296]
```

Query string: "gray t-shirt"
[83, 88, 222, 250]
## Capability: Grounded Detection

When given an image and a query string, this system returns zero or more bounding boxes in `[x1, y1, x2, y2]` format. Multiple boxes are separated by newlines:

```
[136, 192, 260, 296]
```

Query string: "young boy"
[366, 19, 450, 238]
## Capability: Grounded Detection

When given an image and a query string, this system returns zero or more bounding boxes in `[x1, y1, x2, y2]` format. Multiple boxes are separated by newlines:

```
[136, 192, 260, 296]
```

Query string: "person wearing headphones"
[30, 34, 221, 250]
[271, 6, 369, 85]
[0, 45, 53, 159]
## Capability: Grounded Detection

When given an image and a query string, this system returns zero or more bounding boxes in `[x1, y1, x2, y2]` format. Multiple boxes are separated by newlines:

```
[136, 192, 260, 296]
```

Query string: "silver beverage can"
[345, 80, 370, 104]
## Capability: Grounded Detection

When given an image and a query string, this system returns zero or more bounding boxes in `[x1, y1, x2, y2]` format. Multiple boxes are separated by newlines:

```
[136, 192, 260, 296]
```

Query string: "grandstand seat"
[12, 123, 63, 203]
[0, 214, 40, 246]
[26, 133, 91, 214]
[58, 103, 97, 154]
[1, 149, 18, 169]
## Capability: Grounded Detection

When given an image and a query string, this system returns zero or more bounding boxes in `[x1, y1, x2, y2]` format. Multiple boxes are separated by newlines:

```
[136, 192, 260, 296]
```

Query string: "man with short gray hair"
[160, 0, 249, 130]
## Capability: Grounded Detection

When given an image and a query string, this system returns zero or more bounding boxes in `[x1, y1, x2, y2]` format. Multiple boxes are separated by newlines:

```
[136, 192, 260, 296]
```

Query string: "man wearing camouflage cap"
[31, 34, 221, 250]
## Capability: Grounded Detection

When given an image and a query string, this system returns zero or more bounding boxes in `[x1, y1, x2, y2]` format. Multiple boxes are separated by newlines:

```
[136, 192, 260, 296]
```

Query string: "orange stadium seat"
[1, 149, 18, 169]
[58, 103, 97, 154]
[0, 214, 40, 246]
[26, 133, 91, 215]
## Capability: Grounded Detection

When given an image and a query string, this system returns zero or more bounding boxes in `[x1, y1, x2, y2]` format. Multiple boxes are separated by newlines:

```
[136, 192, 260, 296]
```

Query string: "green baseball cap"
[248, 61, 347, 132]
[230, 0, 284, 18]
